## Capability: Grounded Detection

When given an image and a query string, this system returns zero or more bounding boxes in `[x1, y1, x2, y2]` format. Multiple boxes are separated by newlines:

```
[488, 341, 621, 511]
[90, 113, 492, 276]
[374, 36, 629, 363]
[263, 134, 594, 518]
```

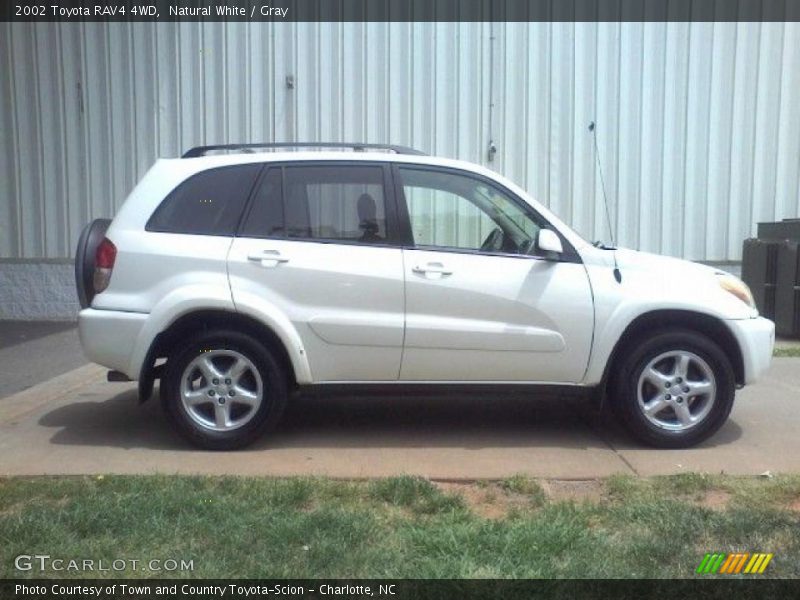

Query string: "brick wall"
[0, 262, 79, 320]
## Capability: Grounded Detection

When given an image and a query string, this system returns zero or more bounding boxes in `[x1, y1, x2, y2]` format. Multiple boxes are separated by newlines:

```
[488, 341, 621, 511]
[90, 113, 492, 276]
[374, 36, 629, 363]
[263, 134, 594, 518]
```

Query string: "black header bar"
[2, 578, 799, 600]
[3, 0, 800, 23]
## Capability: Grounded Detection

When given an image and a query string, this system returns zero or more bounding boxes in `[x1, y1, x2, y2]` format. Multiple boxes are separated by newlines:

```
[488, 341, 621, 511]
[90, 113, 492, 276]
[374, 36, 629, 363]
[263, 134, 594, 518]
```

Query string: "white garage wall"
[1, 21, 799, 261]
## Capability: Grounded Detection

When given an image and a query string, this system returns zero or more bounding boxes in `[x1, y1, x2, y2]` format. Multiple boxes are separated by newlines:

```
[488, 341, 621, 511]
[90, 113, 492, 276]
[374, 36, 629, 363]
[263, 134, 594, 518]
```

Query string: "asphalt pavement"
[0, 321, 87, 399]
[0, 323, 798, 479]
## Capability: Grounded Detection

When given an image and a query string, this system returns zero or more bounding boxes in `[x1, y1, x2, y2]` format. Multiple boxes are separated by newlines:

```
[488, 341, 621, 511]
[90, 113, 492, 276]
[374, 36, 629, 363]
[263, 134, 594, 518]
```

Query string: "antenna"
[588, 121, 622, 284]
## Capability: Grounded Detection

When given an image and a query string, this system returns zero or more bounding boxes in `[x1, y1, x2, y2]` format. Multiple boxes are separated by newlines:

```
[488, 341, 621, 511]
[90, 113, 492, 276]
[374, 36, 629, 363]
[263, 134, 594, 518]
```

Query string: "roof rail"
[182, 142, 427, 158]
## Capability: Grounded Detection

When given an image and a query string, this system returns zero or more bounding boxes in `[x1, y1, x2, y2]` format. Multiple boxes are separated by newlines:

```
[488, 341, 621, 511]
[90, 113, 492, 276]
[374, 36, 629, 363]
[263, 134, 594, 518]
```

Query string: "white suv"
[76, 143, 775, 450]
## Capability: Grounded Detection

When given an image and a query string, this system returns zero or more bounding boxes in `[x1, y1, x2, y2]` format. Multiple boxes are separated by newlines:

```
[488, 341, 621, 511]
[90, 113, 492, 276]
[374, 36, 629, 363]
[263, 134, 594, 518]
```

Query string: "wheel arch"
[138, 309, 305, 402]
[599, 309, 745, 395]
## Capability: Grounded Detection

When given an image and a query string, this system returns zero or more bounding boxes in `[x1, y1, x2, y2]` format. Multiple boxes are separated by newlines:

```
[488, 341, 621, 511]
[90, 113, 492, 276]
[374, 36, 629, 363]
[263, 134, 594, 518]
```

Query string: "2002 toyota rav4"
[75, 143, 775, 450]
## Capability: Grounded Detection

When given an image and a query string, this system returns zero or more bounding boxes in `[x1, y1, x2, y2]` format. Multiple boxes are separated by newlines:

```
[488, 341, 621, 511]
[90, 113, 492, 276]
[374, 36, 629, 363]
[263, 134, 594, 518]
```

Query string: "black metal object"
[758, 219, 800, 242]
[182, 142, 426, 158]
[743, 219, 800, 337]
[774, 241, 800, 337]
[742, 239, 779, 319]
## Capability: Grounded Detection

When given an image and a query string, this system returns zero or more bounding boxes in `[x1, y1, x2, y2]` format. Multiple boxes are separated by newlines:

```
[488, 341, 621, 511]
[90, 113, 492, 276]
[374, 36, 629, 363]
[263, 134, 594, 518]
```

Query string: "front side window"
[398, 167, 543, 255]
[147, 164, 262, 235]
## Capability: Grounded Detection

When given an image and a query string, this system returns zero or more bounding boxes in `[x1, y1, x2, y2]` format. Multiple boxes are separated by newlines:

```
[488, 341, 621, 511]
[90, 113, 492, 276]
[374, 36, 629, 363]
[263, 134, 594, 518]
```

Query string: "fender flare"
[585, 304, 745, 388]
[130, 286, 313, 396]
[232, 291, 313, 384]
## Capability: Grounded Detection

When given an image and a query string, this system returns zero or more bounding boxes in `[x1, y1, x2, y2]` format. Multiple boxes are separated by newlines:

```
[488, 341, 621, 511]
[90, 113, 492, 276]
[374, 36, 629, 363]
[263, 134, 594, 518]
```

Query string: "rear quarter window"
[146, 164, 262, 235]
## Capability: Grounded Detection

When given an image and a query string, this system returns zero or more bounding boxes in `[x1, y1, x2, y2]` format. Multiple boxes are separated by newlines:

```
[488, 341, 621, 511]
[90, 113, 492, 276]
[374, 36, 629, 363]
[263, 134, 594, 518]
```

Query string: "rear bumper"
[727, 316, 775, 385]
[78, 308, 147, 379]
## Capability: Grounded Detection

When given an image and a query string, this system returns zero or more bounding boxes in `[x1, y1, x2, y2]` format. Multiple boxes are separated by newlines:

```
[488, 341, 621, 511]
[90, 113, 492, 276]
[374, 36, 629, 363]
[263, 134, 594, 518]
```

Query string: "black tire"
[610, 330, 735, 448]
[161, 330, 288, 450]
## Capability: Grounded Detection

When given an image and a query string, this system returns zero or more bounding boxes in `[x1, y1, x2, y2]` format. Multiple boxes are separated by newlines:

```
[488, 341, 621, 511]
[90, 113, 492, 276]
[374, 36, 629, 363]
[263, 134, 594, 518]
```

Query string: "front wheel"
[161, 330, 288, 450]
[610, 330, 735, 448]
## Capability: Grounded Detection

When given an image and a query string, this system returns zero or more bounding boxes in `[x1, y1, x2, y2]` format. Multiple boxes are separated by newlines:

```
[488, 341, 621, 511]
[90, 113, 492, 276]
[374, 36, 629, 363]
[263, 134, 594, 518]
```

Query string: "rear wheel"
[610, 330, 735, 448]
[161, 330, 288, 450]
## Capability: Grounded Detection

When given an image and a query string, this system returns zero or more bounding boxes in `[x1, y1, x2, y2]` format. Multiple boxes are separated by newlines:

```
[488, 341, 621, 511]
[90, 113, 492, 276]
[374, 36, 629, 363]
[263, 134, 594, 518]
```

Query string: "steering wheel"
[480, 227, 504, 252]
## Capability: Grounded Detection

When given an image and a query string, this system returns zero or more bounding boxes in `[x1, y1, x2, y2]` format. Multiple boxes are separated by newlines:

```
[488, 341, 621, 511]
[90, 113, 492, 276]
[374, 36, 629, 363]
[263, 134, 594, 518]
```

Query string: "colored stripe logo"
[696, 552, 773, 574]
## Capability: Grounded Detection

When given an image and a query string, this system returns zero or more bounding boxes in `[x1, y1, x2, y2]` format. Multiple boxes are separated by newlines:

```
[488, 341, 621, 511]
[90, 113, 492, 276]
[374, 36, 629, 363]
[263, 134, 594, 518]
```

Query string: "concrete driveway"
[0, 349, 798, 479]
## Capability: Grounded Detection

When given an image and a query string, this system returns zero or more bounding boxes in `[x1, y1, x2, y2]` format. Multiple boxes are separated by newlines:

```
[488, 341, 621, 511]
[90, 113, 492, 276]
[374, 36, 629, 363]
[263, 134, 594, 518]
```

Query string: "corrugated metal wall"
[2, 21, 799, 261]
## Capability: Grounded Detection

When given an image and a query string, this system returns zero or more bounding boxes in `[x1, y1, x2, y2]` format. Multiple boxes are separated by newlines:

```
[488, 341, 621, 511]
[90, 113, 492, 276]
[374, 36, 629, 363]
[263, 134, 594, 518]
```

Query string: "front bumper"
[727, 316, 775, 385]
[78, 308, 148, 379]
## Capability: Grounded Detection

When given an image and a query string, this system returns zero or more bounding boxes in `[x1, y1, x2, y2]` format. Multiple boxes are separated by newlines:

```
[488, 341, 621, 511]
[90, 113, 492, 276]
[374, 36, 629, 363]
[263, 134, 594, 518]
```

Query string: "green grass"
[1, 474, 799, 579]
[774, 346, 800, 358]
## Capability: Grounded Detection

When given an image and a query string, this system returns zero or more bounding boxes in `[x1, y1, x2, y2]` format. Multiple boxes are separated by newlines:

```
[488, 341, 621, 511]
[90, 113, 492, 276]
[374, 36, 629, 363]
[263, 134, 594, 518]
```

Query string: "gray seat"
[357, 193, 382, 242]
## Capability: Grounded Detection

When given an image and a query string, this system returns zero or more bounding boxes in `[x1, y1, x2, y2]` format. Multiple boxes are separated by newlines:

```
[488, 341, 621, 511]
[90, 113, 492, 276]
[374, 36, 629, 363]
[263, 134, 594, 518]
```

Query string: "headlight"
[716, 273, 756, 309]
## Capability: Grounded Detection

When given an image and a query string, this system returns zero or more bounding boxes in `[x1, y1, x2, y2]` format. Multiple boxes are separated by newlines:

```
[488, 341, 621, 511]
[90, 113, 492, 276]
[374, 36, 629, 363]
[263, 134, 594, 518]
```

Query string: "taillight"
[93, 237, 117, 294]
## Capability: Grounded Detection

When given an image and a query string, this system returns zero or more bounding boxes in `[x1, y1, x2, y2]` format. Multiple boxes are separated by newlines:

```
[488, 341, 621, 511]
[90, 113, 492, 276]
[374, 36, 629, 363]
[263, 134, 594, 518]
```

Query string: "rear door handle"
[247, 250, 289, 267]
[412, 263, 452, 279]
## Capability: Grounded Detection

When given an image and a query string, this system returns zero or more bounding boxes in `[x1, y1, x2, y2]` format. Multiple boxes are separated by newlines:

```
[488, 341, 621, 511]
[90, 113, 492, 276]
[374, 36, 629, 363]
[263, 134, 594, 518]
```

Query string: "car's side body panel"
[580, 248, 772, 385]
[727, 316, 775, 384]
[78, 308, 147, 375]
[85, 219, 236, 378]
[228, 240, 405, 382]
[400, 249, 594, 382]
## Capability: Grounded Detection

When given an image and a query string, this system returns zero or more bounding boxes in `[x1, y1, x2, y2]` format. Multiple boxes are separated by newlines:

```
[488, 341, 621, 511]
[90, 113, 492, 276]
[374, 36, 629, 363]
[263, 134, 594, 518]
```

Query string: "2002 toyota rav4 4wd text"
[75, 143, 775, 450]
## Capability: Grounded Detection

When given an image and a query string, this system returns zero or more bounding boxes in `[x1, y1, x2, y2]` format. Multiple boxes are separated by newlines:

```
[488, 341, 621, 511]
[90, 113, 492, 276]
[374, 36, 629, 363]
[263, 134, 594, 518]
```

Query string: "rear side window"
[146, 164, 262, 235]
[240, 168, 284, 238]
[239, 164, 391, 244]
[286, 165, 388, 242]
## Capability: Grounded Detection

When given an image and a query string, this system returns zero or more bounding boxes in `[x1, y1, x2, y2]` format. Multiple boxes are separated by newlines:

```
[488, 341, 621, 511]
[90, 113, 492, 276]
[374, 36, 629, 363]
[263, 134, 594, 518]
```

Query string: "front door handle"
[247, 250, 289, 267]
[412, 263, 453, 279]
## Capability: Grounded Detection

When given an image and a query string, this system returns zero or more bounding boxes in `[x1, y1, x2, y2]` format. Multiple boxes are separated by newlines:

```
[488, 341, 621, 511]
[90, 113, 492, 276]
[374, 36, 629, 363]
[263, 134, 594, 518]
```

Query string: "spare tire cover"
[75, 218, 111, 309]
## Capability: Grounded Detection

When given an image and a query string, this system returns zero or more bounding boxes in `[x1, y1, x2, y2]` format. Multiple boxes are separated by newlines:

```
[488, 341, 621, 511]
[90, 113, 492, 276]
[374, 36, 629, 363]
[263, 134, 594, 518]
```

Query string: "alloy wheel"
[636, 350, 717, 431]
[180, 349, 264, 432]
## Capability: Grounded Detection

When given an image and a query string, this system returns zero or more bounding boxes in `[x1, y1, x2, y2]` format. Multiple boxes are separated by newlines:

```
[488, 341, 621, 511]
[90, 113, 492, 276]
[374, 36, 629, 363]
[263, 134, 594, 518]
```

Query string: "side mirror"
[536, 229, 563, 256]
